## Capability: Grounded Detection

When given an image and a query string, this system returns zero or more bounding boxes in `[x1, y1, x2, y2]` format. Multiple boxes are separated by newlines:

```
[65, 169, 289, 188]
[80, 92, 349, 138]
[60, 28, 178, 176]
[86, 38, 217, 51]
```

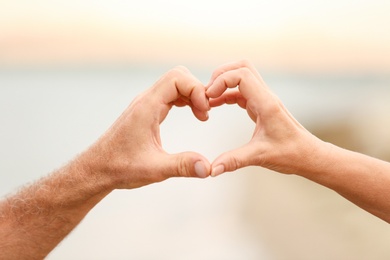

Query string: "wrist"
[293, 135, 335, 181]
[75, 146, 118, 194]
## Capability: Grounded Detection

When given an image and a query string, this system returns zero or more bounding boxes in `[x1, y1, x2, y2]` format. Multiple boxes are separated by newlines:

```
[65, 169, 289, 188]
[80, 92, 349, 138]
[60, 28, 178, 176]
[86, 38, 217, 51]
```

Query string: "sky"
[1, 0, 390, 72]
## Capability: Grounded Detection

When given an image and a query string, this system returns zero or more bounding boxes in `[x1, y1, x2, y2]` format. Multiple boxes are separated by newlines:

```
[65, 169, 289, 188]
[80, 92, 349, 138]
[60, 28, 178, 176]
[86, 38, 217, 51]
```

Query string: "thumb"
[211, 144, 257, 177]
[161, 152, 211, 179]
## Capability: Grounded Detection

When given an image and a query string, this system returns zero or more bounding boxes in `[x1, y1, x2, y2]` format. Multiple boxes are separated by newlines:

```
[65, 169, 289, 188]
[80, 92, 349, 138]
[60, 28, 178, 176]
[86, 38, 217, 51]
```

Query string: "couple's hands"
[90, 60, 321, 190]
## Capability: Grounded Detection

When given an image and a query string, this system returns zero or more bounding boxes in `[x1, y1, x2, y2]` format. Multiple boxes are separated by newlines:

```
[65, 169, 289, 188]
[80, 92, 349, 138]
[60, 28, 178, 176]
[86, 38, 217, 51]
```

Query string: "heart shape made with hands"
[154, 61, 281, 178]
[159, 72, 258, 179]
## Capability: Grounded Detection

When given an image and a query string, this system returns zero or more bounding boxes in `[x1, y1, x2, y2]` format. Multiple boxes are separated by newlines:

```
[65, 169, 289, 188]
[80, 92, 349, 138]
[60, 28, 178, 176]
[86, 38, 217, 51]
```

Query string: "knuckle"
[172, 65, 189, 74]
[229, 156, 241, 172]
[164, 66, 190, 86]
[165, 66, 186, 79]
[269, 93, 284, 112]
[213, 68, 225, 77]
[176, 156, 192, 177]
[165, 68, 179, 80]
[238, 67, 252, 77]
[239, 58, 252, 67]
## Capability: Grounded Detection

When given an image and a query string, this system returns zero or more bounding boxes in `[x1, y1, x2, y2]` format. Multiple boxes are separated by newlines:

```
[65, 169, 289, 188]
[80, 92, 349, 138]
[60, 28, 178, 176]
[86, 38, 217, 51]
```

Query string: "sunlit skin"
[207, 60, 390, 223]
[0, 66, 211, 259]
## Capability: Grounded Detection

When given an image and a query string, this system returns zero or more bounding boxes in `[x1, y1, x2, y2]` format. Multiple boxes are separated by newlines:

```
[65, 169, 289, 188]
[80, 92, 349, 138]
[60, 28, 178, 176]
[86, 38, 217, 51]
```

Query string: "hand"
[206, 60, 321, 176]
[83, 66, 211, 189]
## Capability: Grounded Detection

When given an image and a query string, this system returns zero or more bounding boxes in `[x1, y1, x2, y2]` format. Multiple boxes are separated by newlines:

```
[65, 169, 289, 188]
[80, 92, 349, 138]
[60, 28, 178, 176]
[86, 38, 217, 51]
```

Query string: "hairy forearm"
[298, 140, 390, 223]
[0, 153, 114, 259]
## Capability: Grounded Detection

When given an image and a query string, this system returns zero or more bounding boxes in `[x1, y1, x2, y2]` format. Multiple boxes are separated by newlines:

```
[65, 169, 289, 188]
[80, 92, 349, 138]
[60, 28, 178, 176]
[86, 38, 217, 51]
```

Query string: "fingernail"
[211, 165, 225, 177]
[205, 111, 209, 119]
[195, 161, 208, 178]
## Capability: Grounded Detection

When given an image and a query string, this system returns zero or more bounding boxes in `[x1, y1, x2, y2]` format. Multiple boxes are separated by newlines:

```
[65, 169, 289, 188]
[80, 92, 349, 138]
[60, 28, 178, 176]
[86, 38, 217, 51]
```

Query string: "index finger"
[206, 67, 262, 100]
[160, 66, 209, 112]
[151, 66, 210, 122]
[209, 90, 247, 109]
[206, 59, 264, 88]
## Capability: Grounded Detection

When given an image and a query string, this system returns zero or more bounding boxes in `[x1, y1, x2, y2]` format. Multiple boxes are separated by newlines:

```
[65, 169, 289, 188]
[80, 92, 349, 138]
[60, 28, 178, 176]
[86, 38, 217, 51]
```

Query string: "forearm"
[0, 152, 114, 259]
[298, 140, 390, 223]
[0, 67, 210, 259]
[207, 60, 390, 222]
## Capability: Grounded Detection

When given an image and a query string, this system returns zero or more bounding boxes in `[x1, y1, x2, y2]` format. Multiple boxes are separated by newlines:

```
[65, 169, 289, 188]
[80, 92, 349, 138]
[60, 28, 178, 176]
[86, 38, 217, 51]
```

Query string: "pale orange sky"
[1, 0, 389, 73]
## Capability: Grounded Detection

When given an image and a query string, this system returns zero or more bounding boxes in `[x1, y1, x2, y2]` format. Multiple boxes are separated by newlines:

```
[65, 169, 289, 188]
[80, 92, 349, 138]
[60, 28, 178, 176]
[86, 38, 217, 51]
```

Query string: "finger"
[171, 96, 209, 121]
[159, 66, 209, 112]
[206, 67, 261, 101]
[172, 97, 189, 107]
[209, 90, 247, 109]
[206, 59, 263, 87]
[191, 106, 209, 121]
[210, 143, 259, 177]
[189, 81, 210, 112]
[159, 152, 211, 179]
[206, 70, 240, 99]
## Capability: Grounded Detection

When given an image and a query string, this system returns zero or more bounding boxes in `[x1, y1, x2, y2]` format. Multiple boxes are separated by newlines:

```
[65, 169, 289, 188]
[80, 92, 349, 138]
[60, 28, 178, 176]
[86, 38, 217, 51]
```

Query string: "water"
[0, 66, 389, 259]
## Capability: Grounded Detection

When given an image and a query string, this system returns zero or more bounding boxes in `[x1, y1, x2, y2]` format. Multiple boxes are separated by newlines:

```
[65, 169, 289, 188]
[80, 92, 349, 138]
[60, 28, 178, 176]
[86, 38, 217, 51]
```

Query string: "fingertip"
[206, 77, 229, 99]
[211, 164, 225, 177]
[204, 92, 211, 111]
[192, 107, 209, 121]
[198, 112, 209, 122]
[203, 111, 209, 121]
[205, 91, 211, 110]
[194, 160, 210, 178]
[191, 86, 209, 111]
[206, 86, 218, 99]
[205, 75, 215, 89]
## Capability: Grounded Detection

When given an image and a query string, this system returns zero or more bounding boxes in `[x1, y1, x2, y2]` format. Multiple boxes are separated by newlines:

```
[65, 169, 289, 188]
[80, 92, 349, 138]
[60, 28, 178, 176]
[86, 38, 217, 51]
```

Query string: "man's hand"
[0, 66, 211, 259]
[85, 66, 212, 189]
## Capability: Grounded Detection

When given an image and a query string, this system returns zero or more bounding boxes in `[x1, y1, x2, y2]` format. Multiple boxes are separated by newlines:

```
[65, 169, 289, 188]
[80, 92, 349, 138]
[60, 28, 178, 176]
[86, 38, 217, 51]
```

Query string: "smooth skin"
[0, 66, 211, 260]
[207, 60, 390, 223]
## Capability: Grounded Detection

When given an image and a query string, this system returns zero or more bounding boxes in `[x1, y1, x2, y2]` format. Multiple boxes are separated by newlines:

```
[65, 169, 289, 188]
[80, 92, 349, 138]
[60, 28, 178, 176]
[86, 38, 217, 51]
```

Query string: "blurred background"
[1, 0, 390, 259]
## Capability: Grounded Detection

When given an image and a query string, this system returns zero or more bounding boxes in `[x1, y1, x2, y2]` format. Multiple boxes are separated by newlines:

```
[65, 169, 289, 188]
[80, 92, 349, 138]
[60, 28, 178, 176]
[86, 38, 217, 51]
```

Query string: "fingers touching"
[153, 61, 264, 122]
[208, 90, 247, 109]
[155, 61, 302, 179]
[158, 152, 211, 179]
[210, 143, 260, 177]
[155, 66, 210, 122]
[205, 60, 273, 176]
[126, 61, 273, 185]
[103, 61, 276, 189]
[206, 59, 263, 88]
